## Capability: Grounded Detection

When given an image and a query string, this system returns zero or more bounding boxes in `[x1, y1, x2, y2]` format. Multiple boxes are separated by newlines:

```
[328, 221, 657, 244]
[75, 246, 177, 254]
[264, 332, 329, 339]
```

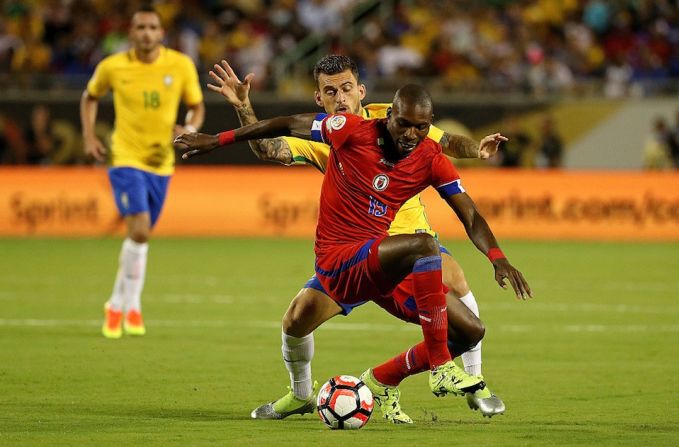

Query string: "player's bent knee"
[128, 230, 150, 244]
[282, 300, 310, 337]
[411, 233, 440, 258]
[282, 288, 341, 337]
[470, 319, 486, 345]
[441, 255, 470, 298]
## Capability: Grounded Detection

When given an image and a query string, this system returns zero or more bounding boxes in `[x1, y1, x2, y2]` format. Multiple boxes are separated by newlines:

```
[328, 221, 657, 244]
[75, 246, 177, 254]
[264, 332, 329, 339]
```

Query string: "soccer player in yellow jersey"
[80, 5, 204, 339]
[199, 56, 506, 422]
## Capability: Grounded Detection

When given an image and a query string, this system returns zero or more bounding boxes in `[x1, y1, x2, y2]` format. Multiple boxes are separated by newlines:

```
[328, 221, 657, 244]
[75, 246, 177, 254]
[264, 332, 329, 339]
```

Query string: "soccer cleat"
[250, 381, 318, 420]
[123, 309, 146, 336]
[466, 377, 505, 417]
[102, 303, 123, 339]
[429, 360, 485, 397]
[359, 369, 413, 424]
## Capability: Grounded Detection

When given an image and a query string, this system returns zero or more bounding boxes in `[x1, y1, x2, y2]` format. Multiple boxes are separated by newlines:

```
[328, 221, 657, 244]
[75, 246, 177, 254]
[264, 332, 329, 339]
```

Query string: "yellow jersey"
[284, 103, 445, 237]
[87, 46, 203, 175]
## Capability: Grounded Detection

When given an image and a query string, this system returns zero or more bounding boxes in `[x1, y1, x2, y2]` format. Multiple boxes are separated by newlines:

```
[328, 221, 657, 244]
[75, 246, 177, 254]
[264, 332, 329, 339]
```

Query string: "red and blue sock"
[412, 255, 450, 369]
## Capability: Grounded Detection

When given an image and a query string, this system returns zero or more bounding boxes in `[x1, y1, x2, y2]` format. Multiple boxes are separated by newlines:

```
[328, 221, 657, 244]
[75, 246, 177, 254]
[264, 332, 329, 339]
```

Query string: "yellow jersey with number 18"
[283, 103, 445, 237]
[86, 46, 203, 175]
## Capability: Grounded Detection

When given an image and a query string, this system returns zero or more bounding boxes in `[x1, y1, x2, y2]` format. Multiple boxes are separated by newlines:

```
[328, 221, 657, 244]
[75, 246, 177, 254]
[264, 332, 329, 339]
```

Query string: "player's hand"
[207, 59, 254, 108]
[174, 132, 219, 159]
[492, 258, 533, 300]
[83, 135, 107, 162]
[478, 133, 507, 159]
[173, 124, 197, 139]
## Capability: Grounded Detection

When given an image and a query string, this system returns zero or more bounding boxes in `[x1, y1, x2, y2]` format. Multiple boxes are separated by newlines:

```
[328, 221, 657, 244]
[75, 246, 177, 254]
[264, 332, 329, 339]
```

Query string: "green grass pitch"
[1, 238, 678, 446]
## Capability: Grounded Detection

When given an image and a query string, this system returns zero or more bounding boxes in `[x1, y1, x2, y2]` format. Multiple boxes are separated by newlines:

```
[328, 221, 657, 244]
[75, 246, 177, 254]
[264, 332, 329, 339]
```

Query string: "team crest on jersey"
[163, 75, 173, 86]
[326, 115, 346, 132]
[372, 174, 389, 191]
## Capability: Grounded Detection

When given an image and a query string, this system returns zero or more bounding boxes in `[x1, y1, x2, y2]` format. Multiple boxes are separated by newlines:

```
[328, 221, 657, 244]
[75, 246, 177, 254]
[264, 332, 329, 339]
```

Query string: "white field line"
[1, 318, 679, 333]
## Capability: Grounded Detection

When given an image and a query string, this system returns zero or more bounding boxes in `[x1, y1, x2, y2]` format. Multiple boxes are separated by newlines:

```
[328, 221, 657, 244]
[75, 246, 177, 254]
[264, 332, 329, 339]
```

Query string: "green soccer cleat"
[359, 369, 413, 424]
[429, 360, 485, 397]
[250, 381, 318, 420]
[466, 376, 506, 417]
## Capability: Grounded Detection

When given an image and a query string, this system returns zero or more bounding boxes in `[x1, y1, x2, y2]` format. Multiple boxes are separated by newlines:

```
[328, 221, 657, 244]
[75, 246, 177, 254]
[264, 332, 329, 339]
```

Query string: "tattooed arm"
[232, 101, 293, 165]
[439, 132, 507, 160]
[208, 60, 293, 165]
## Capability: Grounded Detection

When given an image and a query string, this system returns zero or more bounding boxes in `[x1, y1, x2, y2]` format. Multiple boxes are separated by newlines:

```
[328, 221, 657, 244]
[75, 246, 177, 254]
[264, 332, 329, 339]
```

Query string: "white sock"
[120, 238, 148, 313]
[459, 291, 483, 376]
[108, 263, 125, 312]
[281, 330, 314, 400]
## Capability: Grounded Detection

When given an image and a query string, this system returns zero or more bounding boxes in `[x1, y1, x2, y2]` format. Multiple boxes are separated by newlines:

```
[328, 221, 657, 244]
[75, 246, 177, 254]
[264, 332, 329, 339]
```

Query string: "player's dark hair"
[313, 55, 360, 85]
[134, 2, 160, 17]
[393, 84, 433, 112]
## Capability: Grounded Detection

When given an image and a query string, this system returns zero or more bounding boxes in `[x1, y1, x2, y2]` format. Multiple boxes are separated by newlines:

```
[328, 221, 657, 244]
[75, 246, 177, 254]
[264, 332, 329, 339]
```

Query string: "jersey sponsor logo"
[163, 74, 173, 86]
[326, 115, 346, 132]
[372, 174, 389, 191]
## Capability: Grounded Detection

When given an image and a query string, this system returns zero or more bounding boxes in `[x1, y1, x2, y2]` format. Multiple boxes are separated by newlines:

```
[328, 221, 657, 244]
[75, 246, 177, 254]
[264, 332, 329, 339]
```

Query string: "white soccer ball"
[316, 375, 374, 429]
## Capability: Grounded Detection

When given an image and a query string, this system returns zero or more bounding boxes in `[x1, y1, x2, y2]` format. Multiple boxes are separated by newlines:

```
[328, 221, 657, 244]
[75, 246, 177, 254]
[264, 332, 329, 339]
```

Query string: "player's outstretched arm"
[174, 113, 318, 160]
[207, 59, 293, 165]
[440, 132, 507, 159]
[445, 192, 532, 299]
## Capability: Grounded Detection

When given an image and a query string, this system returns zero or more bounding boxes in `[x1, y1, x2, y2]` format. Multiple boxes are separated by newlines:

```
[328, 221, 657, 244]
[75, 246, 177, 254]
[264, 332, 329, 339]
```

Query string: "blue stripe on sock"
[412, 255, 442, 273]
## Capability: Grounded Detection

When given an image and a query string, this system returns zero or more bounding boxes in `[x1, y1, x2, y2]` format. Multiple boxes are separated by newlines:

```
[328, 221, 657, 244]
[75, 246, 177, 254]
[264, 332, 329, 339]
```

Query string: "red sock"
[373, 342, 430, 386]
[412, 255, 450, 368]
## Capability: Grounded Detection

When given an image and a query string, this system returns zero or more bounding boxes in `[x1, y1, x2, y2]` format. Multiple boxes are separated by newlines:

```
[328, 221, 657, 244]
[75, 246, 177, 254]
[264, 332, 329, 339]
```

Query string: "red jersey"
[313, 113, 464, 259]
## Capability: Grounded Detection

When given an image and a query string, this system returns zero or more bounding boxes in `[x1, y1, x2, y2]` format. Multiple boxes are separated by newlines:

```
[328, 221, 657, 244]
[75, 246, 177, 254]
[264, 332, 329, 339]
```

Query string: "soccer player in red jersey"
[175, 84, 532, 415]
[206, 56, 506, 423]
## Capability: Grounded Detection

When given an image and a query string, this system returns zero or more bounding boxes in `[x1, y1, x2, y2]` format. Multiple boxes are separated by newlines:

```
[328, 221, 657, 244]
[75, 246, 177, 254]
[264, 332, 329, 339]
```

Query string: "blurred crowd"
[0, 0, 678, 96]
[2, 0, 679, 168]
[347, 0, 679, 96]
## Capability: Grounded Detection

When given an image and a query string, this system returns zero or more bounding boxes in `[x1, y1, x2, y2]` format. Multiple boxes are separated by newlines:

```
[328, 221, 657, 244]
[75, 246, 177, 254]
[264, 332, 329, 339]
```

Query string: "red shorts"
[315, 238, 394, 306]
[314, 238, 448, 322]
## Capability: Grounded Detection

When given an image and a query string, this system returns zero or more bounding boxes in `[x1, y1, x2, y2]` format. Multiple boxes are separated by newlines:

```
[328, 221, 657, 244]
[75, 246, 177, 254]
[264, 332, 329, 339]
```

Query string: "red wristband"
[217, 130, 236, 146]
[487, 248, 506, 262]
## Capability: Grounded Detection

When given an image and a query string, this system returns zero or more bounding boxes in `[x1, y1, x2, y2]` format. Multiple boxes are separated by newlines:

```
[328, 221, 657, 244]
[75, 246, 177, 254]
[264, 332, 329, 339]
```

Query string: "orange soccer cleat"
[124, 309, 146, 336]
[102, 303, 123, 339]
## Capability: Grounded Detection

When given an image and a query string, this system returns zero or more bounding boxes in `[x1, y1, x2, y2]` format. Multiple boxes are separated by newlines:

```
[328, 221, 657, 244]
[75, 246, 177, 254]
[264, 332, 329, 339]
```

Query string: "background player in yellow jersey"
[198, 55, 509, 423]
[80, 4, 204, 339]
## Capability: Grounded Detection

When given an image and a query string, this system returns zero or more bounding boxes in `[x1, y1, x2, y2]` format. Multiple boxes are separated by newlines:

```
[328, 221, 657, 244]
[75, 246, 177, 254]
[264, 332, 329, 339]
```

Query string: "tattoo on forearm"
[234, 102, 292, 164]
[251, 138, 292, 165]
[443, 133, 480, 159]
[235, 103, 257, 126]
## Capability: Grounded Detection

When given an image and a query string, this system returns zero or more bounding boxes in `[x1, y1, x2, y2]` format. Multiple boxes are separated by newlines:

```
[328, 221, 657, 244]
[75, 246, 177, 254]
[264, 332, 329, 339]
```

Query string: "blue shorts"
[108, 167, 171, 227]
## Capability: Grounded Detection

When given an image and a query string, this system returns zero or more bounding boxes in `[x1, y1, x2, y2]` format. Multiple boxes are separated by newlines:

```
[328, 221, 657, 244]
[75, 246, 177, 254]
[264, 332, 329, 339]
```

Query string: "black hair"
[313, 55, 360, 85]
[134, 2, 159, 16]
[393, 84, 433, 111]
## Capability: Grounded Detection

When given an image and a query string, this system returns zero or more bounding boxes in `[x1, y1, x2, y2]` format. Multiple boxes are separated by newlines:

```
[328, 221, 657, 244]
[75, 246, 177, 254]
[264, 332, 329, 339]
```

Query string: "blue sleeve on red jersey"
[436, 179, 465, 197]
[431, 153, 464, 197]
[320, 114, 363, 149]
[310, 113, 327, 143]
